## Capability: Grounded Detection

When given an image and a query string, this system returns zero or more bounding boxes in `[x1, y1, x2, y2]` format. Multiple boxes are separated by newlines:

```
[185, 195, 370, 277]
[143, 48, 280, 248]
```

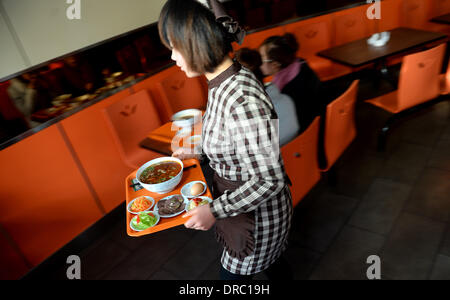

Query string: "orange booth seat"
[281, 117, 321, 207]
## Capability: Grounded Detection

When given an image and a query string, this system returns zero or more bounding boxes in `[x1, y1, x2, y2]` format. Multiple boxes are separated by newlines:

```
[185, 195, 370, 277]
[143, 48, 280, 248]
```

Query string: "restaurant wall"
[0, 7, 28, 79]
[0, 0, 166, 79]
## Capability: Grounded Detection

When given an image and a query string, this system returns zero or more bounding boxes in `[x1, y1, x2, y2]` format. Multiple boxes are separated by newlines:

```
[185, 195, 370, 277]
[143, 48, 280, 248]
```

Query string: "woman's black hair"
[158, 0, 233, 74]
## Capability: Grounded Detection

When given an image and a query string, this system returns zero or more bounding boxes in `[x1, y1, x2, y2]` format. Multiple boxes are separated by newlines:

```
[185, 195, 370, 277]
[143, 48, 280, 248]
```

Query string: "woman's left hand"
[183, 203, 216, 231]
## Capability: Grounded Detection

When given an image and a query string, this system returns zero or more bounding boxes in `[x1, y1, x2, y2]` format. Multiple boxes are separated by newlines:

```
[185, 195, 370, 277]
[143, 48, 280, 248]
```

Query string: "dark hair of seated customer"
[235, 48, 265, 83]
[260, 33, 299, 69]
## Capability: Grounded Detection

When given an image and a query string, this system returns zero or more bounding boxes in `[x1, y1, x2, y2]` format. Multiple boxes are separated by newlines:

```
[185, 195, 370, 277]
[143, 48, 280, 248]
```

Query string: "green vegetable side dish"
[131, 212, 157, 231]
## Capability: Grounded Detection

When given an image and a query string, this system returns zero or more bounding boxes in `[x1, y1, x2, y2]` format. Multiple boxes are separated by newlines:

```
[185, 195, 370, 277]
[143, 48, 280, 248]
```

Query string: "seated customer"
[259, 33, 322, 131]
[236, 48, 300, 146]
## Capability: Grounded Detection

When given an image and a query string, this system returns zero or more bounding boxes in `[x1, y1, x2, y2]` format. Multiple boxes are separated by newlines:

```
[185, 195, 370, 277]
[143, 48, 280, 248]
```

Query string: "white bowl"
[130, 211, 160, 232]
[136, 157, 183, 194]
[171, 109, 202, 128]
[367, 32, 391, 47]
[127, 196, 155, 214]
[181, 181, 207, 198]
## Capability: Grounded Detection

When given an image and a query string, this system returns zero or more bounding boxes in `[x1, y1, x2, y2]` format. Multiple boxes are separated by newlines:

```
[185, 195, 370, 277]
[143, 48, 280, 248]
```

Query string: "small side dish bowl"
[186, 196, 213, 212]
[127, 196, 155, 214]
[136, 157, 183, 194]
[181, 181, 207, 198]
[130, 211, 160, 232]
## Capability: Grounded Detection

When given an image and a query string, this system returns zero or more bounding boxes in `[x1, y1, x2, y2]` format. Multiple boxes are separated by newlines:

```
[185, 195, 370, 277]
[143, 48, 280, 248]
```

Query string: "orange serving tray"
[125, 158, 212, 237]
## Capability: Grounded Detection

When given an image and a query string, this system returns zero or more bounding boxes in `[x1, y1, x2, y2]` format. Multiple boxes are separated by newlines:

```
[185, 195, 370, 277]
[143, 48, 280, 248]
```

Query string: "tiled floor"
[30, 68, 450, 280]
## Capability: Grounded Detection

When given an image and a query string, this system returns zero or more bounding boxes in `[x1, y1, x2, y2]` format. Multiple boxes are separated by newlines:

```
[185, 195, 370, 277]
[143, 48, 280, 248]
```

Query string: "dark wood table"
[430, 13, 450, 25]
[139, 137, 173, 156]
[139, 119, 203, 156]
[317, 27, 448, 68]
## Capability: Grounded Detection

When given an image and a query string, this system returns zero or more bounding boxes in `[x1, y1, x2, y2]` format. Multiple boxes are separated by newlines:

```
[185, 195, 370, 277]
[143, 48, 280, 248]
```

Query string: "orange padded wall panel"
[156, 68, 208, 117]
[400, 0, 432, 29]
[236, 26, 286, 51]
[285, 15, 352, 81]
[132, 66, 208, 123]
[102, 89, 162, 169]
[332, 4, 375, 46]
[378, 0, 402, 32]
[0, 226, 30, 279]
[433, 0, 450, 14]
[60, 89, 135, 213]
[0, 124, 103, 266]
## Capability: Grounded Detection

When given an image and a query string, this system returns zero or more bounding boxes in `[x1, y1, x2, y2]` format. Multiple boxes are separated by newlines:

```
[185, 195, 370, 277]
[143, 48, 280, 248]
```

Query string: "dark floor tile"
[381, 212, 446, 280]
[338, 151, 384, 179]
[378, 142, 433, 184]
[196, 255, 221, 280]
[329, 173, 378, 200]
[404, 168, 450, 222]
[440, 123, 450, 141]
[148, 268, 181, 280]
[290, 191, 359, 253]
[283, 245, 322, 280]
[162, 229, 221, 280]
[100, 226, 194, 280]
[107, 219, 151, 251]
[440, 226, 450, 257]
[394, 104, 448, 147]
[80, 239, 131, 280]
[349, 179, 412, 235]
[427, 139, 450, 172]
[309, 226, 385, 280]
[429, 254, 450, 280]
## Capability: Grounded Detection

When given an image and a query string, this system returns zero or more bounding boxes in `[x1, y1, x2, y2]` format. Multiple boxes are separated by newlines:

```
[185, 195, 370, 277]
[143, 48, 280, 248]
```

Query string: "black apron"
[211, 172, 255, 260]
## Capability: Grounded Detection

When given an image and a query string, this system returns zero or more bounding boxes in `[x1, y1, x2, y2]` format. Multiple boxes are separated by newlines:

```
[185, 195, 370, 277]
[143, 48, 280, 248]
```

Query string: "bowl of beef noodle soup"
[136, 157, 183, 194]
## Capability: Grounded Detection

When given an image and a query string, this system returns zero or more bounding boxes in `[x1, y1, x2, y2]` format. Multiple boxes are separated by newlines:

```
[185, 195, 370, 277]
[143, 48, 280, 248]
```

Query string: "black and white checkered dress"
[202, 61, 293, 275]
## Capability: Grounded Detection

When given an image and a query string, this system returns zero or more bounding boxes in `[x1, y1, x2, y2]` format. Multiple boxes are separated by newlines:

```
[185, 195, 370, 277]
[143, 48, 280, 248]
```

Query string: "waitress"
[159, 0, 293, 280]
